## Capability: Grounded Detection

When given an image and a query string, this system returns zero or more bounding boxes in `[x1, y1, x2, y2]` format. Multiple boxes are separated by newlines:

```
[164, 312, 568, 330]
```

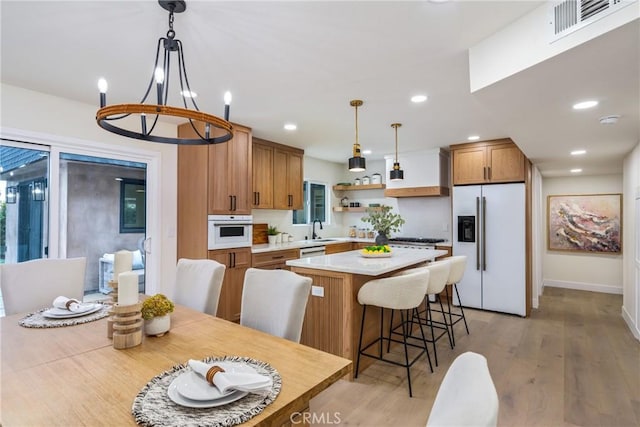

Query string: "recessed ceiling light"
[599, 115, 620, 125]
[467, 135, 480, 141]
[362, 149, 372, 155]
[573, 100, 598, 110]
[284, 123, 297, 131]
[571, 150, 586, 155]
[570, 168, 582, 173]
[411, 95, 428, 103]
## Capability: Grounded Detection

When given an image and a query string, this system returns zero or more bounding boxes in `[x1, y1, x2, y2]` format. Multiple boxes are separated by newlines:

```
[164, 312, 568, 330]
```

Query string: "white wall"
[1, 83, 178, 296]
[622, 142, 640, 340]
[469, 0, 639, 91]
[542, 174, 624, 294]
[252, 156, 453, 241]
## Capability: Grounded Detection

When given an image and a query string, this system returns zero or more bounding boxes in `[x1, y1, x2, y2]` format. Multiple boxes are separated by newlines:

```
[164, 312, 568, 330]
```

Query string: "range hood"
[383, 148, 449, 198]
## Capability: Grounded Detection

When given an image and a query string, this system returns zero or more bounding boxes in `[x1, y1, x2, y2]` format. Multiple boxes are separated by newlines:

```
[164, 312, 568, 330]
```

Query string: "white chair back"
[425, 260, 451, 295]
[444, 256, 467, 285]
[240, 268, 312, 343]
[426, 351, 499, 427]
[358, 270, 430, 310]
[0, 257, 86, 315]
[173, 258, 226, 316]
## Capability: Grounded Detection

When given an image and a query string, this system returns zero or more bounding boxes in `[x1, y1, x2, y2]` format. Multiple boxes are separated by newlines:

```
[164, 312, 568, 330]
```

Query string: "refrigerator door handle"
[476, 196, 480, 270]
[482, 196, 487, 271]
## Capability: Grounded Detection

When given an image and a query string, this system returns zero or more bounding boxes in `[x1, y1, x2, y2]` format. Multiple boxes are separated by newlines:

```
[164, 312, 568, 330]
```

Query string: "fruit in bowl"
[361, 245, 392, 257]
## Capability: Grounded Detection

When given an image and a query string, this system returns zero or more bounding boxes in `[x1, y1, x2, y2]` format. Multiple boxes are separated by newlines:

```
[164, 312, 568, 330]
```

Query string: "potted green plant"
[141, 293, 175, 336]
[361, 205, 405, 245]
[267, 225, 279, 245]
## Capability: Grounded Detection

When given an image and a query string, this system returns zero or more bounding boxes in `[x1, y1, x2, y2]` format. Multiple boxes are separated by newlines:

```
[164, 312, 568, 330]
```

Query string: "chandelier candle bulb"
[155, 67, 165, 105]
[224, 91, 232, 121]
[98, 78, 108, 107]
[118, 272, 139, 306]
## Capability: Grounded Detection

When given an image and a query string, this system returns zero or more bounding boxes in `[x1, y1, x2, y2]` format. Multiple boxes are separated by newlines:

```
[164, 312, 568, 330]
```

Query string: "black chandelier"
[96, 0, 233, 145]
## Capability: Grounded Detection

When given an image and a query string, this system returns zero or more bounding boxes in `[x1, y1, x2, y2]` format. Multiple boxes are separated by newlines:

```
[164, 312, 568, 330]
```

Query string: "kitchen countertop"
[252, 237, 374, 254]
[286, 247, 447, 276]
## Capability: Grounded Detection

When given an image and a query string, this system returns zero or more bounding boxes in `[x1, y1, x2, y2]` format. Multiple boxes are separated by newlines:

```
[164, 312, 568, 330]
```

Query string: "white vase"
[145, 314, 170, 336]
[268, 235, 277, 245]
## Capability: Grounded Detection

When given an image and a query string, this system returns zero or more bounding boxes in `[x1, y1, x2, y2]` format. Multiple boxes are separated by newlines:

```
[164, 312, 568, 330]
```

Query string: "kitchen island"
[287, 247, 447, 377]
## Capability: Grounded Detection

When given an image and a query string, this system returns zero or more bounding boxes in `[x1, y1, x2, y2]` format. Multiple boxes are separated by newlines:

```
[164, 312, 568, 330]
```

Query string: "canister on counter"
[362, 176, 370, 185]
[371, 173, 381, 184]
[354, 178, 361, 186]
[349, 226, 357, 238]
[358, 228, 366, 238]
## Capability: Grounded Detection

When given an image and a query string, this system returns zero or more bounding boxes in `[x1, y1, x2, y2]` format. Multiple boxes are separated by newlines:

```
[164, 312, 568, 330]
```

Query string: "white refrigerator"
[452, 183, 526, 316]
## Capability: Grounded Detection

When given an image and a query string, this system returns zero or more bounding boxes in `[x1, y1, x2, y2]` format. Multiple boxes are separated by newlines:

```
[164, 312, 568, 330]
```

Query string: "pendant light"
[348, 99, 366, 172]
[390, 123, 404, 181]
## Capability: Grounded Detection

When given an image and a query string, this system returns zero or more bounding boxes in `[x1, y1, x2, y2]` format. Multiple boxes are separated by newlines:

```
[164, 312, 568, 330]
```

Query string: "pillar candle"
[113, 250, 133, 278]
[118, 271, 139, 306]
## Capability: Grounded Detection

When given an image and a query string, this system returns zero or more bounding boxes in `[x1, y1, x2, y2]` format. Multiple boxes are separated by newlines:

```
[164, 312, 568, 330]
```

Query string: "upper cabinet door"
[208, 124, 252, 214]
[451, 139, 526, 186]
[252, 141, 274, 209]
[287, 151, 304, 210]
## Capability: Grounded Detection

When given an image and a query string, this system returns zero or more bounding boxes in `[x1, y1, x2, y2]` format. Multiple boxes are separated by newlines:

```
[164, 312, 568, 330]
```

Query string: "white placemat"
[18, 303, 111, 328]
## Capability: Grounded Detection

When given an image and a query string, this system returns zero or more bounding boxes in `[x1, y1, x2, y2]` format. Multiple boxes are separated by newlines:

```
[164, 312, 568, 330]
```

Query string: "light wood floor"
[309, 287, 640, 426]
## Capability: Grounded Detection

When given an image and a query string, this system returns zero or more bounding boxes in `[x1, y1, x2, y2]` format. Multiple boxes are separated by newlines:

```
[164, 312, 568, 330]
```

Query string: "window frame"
[293, 180, 329, 226]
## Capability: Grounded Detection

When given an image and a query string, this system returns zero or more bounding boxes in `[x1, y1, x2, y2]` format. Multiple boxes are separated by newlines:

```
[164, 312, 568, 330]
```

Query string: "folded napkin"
[52, 296, 82, 312]
[188, 359, 272, 394]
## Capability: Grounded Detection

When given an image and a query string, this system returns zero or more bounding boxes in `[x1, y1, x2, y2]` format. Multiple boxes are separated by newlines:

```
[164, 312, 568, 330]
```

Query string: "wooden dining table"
[1, 302, 352, 426]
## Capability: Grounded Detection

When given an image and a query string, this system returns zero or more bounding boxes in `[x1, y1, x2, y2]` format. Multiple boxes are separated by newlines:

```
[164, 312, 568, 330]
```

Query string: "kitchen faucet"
[312, 219, 323, 239]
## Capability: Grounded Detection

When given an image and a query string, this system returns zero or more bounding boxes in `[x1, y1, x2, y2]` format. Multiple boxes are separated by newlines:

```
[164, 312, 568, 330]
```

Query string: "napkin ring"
[205, 366, 226, 385]
[65, 299, 79, 309]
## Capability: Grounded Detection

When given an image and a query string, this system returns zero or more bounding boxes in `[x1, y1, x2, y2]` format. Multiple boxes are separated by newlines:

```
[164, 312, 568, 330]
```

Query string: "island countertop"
[286, 247, 448, 276]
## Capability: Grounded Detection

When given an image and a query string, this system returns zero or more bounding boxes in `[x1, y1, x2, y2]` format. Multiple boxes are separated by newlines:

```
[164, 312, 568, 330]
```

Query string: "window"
[293, 181, 328, 225]
[120, 178, 146, 233]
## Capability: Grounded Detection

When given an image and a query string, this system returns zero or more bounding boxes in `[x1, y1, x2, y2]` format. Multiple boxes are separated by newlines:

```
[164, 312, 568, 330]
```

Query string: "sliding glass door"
[0, 142, 50, 264]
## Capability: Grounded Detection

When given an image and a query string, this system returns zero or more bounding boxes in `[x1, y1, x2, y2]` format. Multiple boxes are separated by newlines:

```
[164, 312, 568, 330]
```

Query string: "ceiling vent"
[549, 0, 636, 42]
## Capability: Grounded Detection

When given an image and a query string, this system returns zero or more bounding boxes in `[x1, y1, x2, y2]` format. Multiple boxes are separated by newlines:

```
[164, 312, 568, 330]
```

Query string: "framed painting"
[547, 193, 622, 253]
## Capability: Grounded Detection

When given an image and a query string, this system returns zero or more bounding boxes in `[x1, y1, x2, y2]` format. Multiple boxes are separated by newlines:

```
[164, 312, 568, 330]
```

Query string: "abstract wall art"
[547, 193, 622, 253]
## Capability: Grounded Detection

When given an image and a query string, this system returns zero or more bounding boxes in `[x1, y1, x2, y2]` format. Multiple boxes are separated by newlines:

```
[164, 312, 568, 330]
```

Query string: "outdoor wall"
[65, 162, 145, 292]
[542, 174, 624, 293]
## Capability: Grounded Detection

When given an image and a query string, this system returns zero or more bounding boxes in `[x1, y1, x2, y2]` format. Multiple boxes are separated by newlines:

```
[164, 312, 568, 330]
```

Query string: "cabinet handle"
[483, 166, 486, 180]
[228, 253, 233, 267]
[288, 195, 293, 207]
[257, 192, 260, 206]
[487, 166, 491, 180]
[272, 255, 284, 259]
[232, 195, 237, 211]
[229, 195, 233, 211]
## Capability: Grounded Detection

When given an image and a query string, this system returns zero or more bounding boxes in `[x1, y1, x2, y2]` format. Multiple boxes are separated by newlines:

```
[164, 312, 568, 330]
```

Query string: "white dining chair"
[240, 268, 312, 343]
[426, 351, 499, 427]
[172, 258, 226, 316]
[0, 257, 87, 315]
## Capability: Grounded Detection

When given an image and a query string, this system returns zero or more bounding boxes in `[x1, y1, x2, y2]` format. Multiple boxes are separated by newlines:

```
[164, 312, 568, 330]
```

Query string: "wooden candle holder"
[111, 301, 143, 349]
[108, 279, 119, 304]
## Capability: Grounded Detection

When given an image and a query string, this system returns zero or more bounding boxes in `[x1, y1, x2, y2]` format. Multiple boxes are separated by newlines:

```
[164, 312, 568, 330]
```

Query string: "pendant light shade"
[348, 99, 366, 172]
[390, 123, 404, 181]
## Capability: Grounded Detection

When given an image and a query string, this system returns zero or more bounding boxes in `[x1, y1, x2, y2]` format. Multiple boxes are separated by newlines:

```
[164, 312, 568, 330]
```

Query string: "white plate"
[168, 377, 248, 408]
[176, 362, 259, 401]
[42, 303, 103, 319]
[360, 251, 392, 258]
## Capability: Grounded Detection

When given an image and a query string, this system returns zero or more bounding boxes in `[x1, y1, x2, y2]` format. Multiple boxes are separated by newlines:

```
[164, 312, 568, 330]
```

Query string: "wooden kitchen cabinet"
[208, 124, 252, 214]
[451, 138, 525, 185]
[252, 248, 300, 270]
[251, 140, 274, 209]
[209, 247, 251, 322]
[252, 138, 304, 210]
[325, 242, 353, 254]
[177, 122, 252, 260]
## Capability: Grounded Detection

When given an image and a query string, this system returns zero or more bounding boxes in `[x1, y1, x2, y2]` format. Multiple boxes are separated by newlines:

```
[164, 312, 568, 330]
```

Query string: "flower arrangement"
[361, 205, 405, 238]
[141, 294, 175, 320]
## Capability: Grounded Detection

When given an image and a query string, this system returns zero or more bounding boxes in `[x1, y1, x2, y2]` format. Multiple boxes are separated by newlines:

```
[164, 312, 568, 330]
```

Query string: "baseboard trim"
[543, 279, 623, 295]
[622, 306, 640, 341]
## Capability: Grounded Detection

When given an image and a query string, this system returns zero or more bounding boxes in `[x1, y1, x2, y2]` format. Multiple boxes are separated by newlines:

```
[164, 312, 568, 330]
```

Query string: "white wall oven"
[207, 215, 253, 249]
